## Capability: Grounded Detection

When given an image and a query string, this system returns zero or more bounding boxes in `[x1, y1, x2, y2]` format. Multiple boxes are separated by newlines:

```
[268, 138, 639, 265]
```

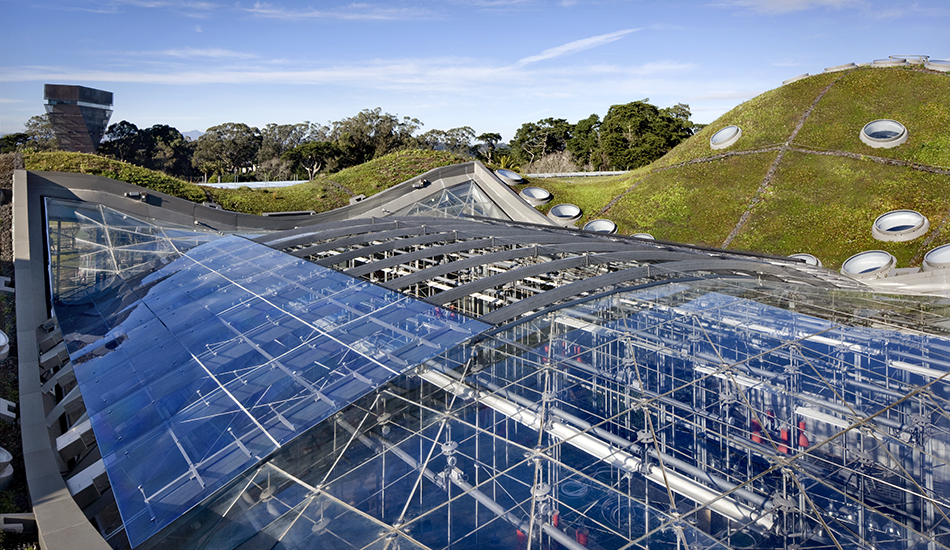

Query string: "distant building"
[44, 84, 113, 153]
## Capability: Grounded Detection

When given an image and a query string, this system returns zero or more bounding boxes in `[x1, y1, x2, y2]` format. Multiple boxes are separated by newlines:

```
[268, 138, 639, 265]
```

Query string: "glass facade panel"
[391, 181, 510, 220]
[147, 277, 950, 550]
[48, 202, 488, 547]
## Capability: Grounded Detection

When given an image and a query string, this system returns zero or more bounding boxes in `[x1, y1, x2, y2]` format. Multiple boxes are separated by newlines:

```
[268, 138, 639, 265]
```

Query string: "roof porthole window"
[547, 203, 582, 225]
[871, 210, 929, 242]
[871, 58, 908, 67]
[519, 186, 552, 206]
[582, 219, 617, 234]
[710, 125, 742, 150]
[923, 243, 950, 272]
[860, 119, 908, 148]
[924, 59, 950, 72]
[841, 250, 896, 280]
[789, 253, 823, 267]
[495, 169, 524, 185]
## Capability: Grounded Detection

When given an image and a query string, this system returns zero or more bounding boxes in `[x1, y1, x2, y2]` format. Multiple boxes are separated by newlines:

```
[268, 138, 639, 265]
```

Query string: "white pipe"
[420, 369, 775, 530]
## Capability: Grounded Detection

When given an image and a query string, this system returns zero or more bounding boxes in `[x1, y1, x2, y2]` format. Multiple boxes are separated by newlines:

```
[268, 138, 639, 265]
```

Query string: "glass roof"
[391, 181, 509, 220]
[144, 277, 950, 550]
[44, 198, 950, 550]
[47, 202, 487, 547]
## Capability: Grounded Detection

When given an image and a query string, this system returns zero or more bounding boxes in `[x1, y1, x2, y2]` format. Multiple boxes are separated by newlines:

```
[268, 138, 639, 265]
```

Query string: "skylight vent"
[495, 169, 524, 185]
[710, 125, 742, 150]
[871, 210, 929, 242]
[582, 219, 617, 234]
[789, 253, 822, 267]
[841, 250, 896, 280]
[824, 62, 857, 73]
[519, 186, 552, 206]
[925, 59, 950, 72]
[547, 203, 581, 225]
[872, 58, 908, 67]
[923, 244, 950, 272]
[860, 119, 908, 148]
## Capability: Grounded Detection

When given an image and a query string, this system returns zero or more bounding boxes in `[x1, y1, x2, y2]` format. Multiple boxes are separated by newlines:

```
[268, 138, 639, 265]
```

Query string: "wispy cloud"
[711, 0, 864, 14]
[44, 0, 220, 17]
[0, 98, 23, 104]
[516, 29, 639, 66]
[246, 2, 432, 20]
[152, 48, 258, 59]
[0, 56, 692, 94]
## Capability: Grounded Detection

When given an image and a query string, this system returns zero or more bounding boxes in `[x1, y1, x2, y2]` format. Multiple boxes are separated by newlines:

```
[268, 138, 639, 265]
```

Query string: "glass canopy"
[47, 201, 487, 547]
[45, 199, 950, 550]
[143, 278, 950, 550]
[391, 181, 509, 220]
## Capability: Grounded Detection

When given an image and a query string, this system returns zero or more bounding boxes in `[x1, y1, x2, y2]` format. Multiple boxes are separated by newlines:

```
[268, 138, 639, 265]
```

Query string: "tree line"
[3, 100, 701, 181]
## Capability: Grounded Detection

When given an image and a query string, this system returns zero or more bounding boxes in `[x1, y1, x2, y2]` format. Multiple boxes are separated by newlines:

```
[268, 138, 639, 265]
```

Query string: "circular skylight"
[783, 74, 809, 85]
[871, 210, 929, 241]
[841, 250, 896, 279]
[872, 58, 907, 67]
[710, 125, 742, 150]
[925, 59, 950, 72]
[824, 62, 857, 73]
[789, 253, 822, 267]
[495, 169, 524, 185]
[923, 243, 950, 271]
[547, 203, 582, 224]
[519, 186, 552, 206]
[582, 219, 617, 234]
[860, 119, 908, 148]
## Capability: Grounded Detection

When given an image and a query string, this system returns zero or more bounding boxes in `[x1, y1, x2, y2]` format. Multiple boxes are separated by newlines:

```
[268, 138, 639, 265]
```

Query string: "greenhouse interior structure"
[11, 164, 950, 550]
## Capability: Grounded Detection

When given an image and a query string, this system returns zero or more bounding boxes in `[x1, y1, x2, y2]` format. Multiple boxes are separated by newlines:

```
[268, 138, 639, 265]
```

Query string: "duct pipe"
[420, 369, 775, 530]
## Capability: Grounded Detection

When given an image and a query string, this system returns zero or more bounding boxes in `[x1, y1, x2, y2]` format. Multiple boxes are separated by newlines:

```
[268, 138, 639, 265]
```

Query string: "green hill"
[19, 149, 465, 215]
[526, 65, 950, 269]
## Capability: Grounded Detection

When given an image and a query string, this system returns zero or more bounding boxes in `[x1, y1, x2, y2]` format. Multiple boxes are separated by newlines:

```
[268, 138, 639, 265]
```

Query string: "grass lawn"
[25, 151, 207, 202]
[607, 151, 778, 246]
[204, 181, 351, 215]
[794, 67, 950, 168]
[321, 149, 465, 198]
[729, 151, 950, 268]
[654, 72, 841, 168]
[522, 167, 650, 224]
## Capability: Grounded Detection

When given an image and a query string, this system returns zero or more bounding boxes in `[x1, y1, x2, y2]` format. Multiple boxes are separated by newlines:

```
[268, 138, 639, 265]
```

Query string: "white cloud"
[711, 0, 864, 14]
[246, 2, 432, 20]
[0, 98, 23, 104]
[516, 29, 640, 66]
[156, 48, 258, 59]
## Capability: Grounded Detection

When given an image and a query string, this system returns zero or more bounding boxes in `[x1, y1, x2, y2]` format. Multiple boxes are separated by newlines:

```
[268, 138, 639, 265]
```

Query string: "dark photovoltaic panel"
[52, 228, 487, 547]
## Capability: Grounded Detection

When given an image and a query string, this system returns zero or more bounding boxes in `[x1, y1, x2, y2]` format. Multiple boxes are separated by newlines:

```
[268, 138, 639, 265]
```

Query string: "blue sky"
[1, 0, 948, 141]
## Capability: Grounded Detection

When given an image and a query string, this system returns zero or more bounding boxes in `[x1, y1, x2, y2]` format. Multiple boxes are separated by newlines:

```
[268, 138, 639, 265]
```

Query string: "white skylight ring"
[710, 125, 742, 150]
[583, 219, 617, 234]
[519, 186, 552, 206]
[841, 250, 896, 279]
[495, 169, 524, 185]
[860, 119, 908, 148]
[923, 243, 950, 272]
[548, 203, 582, 224]
[789, 253, 822, 267]
[871, 210, 929, 242]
